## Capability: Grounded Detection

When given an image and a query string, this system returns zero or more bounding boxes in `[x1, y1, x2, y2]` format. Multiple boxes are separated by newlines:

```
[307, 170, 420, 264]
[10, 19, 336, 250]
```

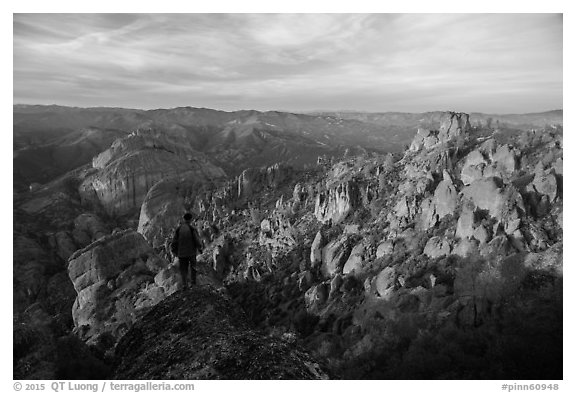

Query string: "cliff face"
[79, 130, 226, 217]
[67, 230, 179, 346]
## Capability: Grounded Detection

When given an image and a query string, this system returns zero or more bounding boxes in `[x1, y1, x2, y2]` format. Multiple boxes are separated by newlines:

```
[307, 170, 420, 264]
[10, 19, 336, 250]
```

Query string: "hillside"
[13, 110, 562, 380]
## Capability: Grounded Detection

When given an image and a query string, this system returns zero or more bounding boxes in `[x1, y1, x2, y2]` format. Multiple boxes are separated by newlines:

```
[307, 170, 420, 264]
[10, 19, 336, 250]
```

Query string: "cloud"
[13, 13, 562, 113]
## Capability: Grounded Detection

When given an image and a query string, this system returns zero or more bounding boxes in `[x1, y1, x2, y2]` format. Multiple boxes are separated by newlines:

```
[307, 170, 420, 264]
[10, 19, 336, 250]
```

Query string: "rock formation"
[80, 130, 225, 216]
[67, 230, 179, 345]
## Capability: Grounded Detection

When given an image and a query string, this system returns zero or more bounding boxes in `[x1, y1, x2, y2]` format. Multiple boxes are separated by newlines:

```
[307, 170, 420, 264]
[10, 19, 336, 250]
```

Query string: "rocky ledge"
[113, 286, 328, 379]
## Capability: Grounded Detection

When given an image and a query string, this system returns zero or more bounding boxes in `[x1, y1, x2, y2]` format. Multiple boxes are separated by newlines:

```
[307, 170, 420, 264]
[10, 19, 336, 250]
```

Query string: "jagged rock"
[461, 150, 487, 185]
[492, 144, 518, 173]
[321, 237, 351, 277]
[329, 274, 344, 299]
[238, 163, 293, 200]
[473, 224, 490, 245]
[409, 128, 432, 151]
[67, 230, 171, 343]
[462, 178, 505, 218]
[434, 170, 459, 218]
[374, 267, 396, 300]
[314, 180, 359, 224]
[424, 236, 451, 258]
[310, 231, 326, 269]
[305, 283, 329, 311]
[438, 112, 471, 144]
[376, 240, 394, 259]
[419, 170, 459, 229]
[114, 288, 328, 379]
[343, 243, 365, 275]
[530, 163, 558, 202]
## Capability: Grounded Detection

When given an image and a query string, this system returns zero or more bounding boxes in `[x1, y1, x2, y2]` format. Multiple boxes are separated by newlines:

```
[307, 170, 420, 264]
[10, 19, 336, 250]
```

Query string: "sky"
[13, 13, 563, 113]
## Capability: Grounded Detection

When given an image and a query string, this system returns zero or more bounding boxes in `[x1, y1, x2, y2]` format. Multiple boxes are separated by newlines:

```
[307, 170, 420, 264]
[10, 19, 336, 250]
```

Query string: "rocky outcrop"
[237, 163, 294, 200]
[408, 112, 470, 152]
[114, 287, 328, 379]
[321, 237, 352, 277]
[460, 141, 519, 185]
[343, 243, 365, 275]
[80, 131, 225, 216]
[67, 230, 178, 344]
[419, 170, 459, 229]
[314, 181, 360, 224]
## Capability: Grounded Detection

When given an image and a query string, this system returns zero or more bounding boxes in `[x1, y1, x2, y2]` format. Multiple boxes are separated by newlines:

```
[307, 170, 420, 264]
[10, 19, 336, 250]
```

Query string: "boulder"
[434, 171, 459, 219]
[492, 144, 518, 174]
[462, 178, 505, 219]
[473, 224, 490, 245]
[374, 267, 396, 300]
[424, 236, 451, 258]
[530, 164, 558, 202]
[376, 240, 394, 259]
[343, 243, 365, 275]
[321, 237, 352, 277]
[310, 231, 326, 269]
[329, 274, 344, 299]
[304, 283, 329, 311]
[456, 200, 476, 239]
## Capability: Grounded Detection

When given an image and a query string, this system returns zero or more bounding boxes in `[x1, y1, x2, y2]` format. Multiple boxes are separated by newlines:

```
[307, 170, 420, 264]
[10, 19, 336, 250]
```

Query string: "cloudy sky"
[13, 13, 562, 113]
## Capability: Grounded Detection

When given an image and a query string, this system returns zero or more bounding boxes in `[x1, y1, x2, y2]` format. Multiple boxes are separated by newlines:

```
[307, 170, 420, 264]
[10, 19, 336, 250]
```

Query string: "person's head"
[183, 213, 193, 222]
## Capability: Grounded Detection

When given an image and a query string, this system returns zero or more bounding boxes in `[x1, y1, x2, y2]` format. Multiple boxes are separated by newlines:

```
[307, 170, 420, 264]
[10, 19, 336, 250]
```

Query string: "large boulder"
[462, 177, 506, 218]
[374, 267, 396, 300]
[321, 237, 352, 277]
[530, 162, 558, 202]
[343, 243, 365, 275]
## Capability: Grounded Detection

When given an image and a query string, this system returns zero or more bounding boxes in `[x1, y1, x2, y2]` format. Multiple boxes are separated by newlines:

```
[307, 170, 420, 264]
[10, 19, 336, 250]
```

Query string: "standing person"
[171, 213, 203, 289]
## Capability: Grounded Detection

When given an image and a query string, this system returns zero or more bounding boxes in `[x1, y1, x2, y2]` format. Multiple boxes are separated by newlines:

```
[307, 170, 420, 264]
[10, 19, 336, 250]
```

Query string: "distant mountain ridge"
[13, 105, 562, 191]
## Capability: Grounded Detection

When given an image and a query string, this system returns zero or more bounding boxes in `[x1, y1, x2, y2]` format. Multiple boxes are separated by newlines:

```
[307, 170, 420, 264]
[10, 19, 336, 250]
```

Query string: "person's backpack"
[170, 223, 203, 255]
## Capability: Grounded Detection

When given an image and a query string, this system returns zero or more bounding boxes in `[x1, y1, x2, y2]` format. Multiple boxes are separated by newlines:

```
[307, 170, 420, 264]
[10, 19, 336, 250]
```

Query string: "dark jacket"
[174, 223, 203, 258]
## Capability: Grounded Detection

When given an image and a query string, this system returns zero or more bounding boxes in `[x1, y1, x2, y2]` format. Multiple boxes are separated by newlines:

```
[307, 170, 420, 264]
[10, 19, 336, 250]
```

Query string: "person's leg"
[190, 256, 197, 285]
[179, 257, 190, 289]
